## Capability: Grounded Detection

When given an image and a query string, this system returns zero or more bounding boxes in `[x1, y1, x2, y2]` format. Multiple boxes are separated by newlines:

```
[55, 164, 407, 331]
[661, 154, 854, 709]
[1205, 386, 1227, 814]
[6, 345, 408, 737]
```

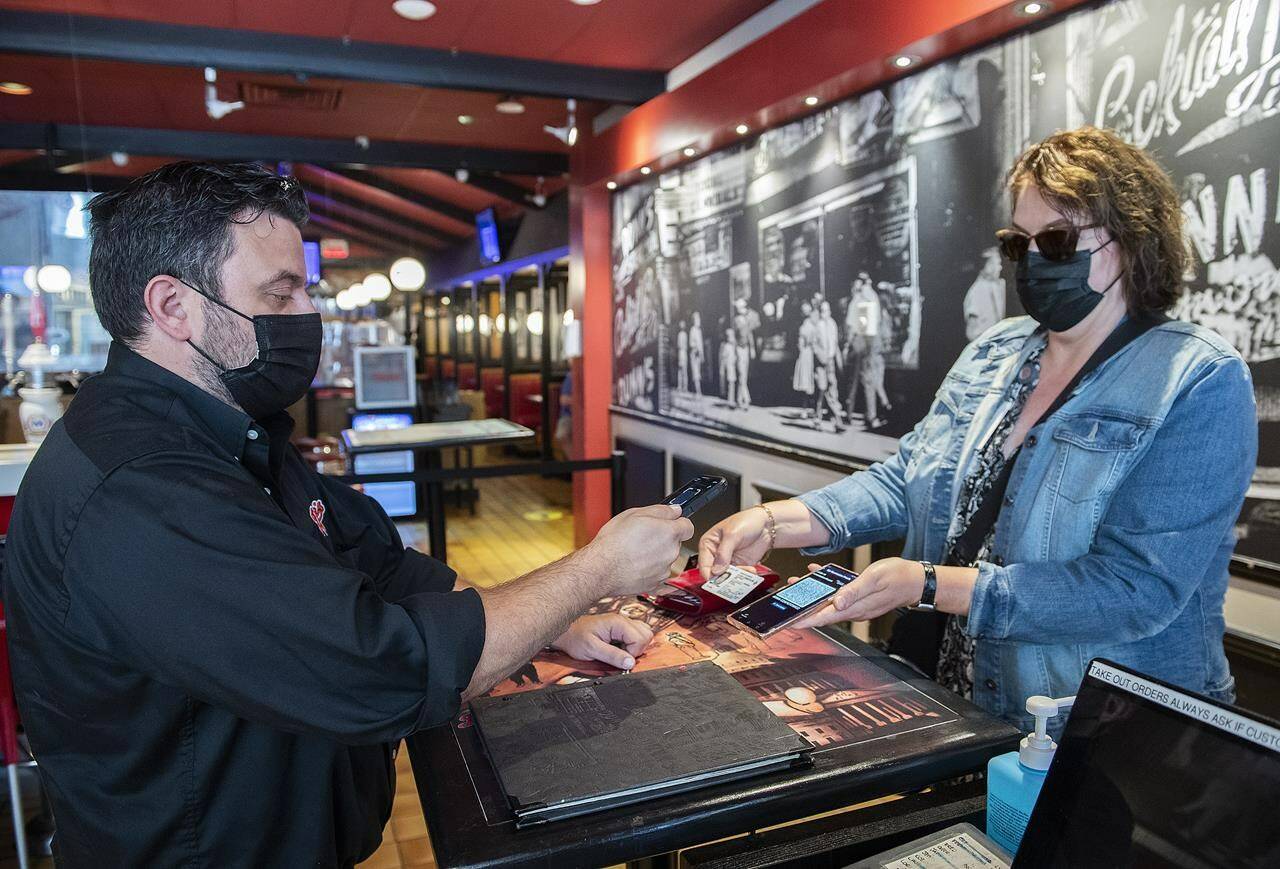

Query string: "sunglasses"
[995, 224, 1102, 262]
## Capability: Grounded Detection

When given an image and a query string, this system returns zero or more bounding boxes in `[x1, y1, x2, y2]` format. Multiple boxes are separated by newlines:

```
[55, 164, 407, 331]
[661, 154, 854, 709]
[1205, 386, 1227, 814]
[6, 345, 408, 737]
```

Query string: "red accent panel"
[509, 373, 542, 432]
[455, 361, 477, 391]
[581, 0, 1092, 183]
[480, 366, 505, 419]
[569, 179, 612, 548]
[0, 0, 773, 69]
[0, 601, 20, 765]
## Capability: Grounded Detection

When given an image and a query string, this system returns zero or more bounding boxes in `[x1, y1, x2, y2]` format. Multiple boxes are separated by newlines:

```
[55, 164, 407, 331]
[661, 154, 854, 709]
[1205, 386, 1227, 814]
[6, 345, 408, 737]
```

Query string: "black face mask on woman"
[185, 282, 322, 420]
[1015, 237, 1122, 333]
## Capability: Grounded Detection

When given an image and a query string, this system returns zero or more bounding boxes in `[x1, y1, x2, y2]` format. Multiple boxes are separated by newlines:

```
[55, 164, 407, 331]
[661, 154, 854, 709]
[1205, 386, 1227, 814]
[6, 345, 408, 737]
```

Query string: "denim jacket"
[797, 316, 1257, 734]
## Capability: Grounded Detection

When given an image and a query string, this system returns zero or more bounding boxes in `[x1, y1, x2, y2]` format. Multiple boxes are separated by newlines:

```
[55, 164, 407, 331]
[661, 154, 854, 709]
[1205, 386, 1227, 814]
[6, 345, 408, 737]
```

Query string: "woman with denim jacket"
[698, 128, 1257, 734]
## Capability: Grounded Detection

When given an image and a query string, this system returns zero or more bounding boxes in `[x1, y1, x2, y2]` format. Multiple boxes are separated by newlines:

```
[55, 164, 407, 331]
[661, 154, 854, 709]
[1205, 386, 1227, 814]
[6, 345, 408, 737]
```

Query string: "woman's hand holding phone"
[788, 558, 927, 629]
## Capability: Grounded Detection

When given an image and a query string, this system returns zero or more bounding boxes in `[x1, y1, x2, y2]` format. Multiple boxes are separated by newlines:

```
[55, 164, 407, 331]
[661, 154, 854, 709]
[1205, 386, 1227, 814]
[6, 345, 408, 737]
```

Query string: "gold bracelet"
[756, 502, 777, 554]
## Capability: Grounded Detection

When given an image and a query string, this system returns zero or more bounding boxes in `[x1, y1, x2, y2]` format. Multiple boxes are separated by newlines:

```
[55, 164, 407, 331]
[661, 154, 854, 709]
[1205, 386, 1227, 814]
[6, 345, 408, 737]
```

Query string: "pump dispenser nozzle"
[1019, 694, 1075, 771]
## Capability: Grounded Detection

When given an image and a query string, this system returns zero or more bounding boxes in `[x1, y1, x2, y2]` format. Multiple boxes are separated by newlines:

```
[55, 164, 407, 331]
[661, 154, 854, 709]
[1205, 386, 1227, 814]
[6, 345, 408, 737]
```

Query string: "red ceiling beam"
[306, 212, 419, 256]
[577, 0, 1092, 184]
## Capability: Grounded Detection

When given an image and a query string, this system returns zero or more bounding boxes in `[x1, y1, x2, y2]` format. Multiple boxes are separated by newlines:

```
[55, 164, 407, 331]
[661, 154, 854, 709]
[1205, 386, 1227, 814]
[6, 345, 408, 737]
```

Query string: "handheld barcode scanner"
[660, 476, 728, 518]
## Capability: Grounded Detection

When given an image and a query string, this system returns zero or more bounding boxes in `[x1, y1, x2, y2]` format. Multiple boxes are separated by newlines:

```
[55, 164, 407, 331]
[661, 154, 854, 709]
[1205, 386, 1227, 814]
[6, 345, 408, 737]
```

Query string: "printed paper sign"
[884, 831, 1011, 869]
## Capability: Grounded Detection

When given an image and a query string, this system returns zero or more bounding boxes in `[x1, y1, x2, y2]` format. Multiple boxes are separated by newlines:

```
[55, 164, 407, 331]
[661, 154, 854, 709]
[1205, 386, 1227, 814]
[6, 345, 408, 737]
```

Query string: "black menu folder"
[470, 661, 814, 827]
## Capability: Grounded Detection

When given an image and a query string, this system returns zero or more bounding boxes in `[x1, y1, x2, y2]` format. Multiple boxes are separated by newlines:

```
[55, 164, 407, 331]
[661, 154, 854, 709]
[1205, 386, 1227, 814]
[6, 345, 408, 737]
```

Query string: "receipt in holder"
[701, 566, 765, 604]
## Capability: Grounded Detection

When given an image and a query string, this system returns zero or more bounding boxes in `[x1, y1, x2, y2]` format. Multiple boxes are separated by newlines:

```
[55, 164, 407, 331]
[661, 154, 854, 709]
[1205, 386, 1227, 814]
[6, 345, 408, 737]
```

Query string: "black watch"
[912, 561, 937, 612]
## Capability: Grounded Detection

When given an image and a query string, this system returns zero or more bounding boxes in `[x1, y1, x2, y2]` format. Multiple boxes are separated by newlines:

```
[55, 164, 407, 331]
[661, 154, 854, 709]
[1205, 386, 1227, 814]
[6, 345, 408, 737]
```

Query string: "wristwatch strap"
[913, 561, 937, 612]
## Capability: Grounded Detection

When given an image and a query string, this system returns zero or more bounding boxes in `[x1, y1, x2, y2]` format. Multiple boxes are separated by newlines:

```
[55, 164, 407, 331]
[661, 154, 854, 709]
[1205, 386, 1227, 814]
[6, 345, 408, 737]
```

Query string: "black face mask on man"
[1015, 237, 1122, 333]
[184, 282, 322, 420]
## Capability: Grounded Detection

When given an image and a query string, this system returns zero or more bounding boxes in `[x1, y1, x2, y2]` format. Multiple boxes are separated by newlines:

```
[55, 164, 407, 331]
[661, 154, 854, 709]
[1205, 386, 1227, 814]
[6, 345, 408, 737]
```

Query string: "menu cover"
[470, 661, 813, 826]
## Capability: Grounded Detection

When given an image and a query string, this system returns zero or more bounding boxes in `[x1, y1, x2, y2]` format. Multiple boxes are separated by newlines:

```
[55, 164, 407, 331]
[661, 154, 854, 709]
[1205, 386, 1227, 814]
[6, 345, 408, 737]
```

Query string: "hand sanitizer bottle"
[986, 694, 1074, 855]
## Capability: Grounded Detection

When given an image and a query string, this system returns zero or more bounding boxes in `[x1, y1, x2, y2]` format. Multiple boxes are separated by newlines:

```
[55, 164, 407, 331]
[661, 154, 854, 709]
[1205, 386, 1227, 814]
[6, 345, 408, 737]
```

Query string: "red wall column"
[568, 174, 613, 547]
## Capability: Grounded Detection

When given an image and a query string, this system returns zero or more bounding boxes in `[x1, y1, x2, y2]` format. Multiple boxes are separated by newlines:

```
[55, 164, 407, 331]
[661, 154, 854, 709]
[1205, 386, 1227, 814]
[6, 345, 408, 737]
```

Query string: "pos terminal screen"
[1015, 660, 1280, 868]
[774, 576, 838, 609]
[730, 564, 856, 635]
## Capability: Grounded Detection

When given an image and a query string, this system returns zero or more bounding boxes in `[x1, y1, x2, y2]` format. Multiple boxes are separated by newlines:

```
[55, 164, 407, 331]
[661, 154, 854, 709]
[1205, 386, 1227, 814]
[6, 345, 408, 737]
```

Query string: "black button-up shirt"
[4, 343, 485, 867]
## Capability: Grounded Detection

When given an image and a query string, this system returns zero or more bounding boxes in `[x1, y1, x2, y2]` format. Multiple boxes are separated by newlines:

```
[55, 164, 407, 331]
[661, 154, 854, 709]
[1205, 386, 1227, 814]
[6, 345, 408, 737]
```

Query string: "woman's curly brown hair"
[1007, 127, 1187, 314]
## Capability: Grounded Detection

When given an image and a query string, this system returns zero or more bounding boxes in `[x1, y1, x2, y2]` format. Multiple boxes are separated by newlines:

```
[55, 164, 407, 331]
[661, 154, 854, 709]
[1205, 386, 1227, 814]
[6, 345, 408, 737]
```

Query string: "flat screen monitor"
[302, 241, 321, 287]
[353, 346, 416, 410]
[351, 412, 413, 432]
[477, 207, 501, 264]
[1015, 659, 1280, 868]
[361, 481, 417, 518]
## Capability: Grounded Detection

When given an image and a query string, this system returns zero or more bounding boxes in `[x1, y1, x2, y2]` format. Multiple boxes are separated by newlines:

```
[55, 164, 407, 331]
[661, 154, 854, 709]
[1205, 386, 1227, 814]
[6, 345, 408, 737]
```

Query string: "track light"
[544, 98, 579, 146]
[204, 67, 245, 120]
[495, 95, 526, 114]
[1014, 1, 1051, 15]
[392, 0, 437, 20]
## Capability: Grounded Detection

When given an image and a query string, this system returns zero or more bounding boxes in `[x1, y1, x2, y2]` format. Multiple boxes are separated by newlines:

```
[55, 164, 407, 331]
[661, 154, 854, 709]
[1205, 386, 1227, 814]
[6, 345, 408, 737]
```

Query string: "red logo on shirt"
[309, 500, 328, 537]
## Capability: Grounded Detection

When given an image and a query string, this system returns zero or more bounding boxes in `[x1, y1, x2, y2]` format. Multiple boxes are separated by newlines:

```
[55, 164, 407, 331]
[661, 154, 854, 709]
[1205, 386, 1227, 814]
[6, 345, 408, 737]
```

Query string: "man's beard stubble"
[191, 297, 257, 411]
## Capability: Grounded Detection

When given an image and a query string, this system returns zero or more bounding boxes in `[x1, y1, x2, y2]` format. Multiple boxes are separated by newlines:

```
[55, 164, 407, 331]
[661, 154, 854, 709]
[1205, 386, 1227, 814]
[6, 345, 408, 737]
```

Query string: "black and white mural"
[611, 0, 1280, 577]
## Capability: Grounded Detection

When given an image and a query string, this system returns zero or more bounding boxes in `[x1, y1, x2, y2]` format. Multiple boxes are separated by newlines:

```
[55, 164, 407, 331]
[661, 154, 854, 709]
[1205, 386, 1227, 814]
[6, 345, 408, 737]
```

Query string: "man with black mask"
[3, 162, 690, 867]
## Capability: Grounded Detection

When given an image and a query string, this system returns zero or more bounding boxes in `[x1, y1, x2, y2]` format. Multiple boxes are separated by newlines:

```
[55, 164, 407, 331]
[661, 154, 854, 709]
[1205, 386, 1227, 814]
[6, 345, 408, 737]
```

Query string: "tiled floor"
[0, 472, 576, 869]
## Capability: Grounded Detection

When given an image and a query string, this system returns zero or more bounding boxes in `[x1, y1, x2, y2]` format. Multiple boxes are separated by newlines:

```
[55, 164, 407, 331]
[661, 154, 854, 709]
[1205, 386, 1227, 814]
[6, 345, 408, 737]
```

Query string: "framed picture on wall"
[610, 0, 1280, 587]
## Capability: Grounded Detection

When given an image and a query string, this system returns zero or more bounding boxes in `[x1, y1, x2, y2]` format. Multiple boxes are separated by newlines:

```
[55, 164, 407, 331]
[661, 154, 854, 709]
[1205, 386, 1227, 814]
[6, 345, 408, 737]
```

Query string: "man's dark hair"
[87, 161, 309, 346]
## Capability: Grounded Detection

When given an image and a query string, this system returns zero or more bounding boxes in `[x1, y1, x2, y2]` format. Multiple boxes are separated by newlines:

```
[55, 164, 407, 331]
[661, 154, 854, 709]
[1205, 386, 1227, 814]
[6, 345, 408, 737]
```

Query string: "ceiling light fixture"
[204, 67, 245, 120]
[457, 114, 474, 125]
[682, 147, 697, 157]
[1015, 0, 1050, 15]
[455, 168, 470, 183]
[804, 95, 819, 106]
[544, 98, 578, 146]
[639, 166, 652, 175]
[606, 181, 617, 190]
[0, 82, 32, 96]
[570, 0, 603, 5]
[392, 0, 437, 20]
[891, 54, 919, 69]
[495, 95, 526, 114]
[36, 265, 72, 294]
[364, 273, 392, 301]
[391, 257, 427, 291]
[735, 123, 749, 135]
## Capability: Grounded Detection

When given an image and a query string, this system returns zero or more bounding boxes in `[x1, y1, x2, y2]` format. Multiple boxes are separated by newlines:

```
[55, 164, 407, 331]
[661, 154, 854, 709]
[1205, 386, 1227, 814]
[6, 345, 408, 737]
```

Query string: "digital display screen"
[1018, 661, 1280, 867]
[351, 412, 413, 432]
[730, 564, 857, 635]
[303, 241, 321, 287]
[477, 208, 501, 264]
[354, 347, 414, 409]
[774, 577, 835, 609]
[362, 481, 417, 518]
